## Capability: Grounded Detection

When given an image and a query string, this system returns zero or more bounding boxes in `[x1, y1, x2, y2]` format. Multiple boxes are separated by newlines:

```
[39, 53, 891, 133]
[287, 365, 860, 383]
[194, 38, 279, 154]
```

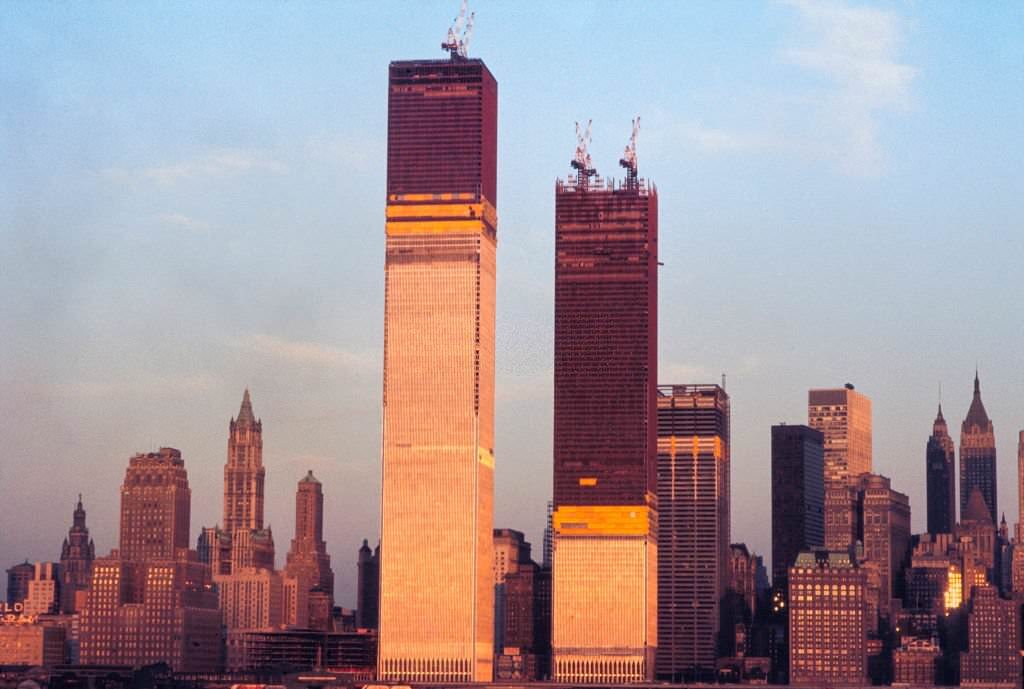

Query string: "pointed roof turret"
[963, 486, 993, 523]
[300, 469, 321, 485]
[932, 404, 948, 435]
[963, 372, 991, 430]
[237, 388, 256, 426]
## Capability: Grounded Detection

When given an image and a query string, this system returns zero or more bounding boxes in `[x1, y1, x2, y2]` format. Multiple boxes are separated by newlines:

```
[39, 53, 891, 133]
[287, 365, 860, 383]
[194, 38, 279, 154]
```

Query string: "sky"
[1, 1, 1023, 608]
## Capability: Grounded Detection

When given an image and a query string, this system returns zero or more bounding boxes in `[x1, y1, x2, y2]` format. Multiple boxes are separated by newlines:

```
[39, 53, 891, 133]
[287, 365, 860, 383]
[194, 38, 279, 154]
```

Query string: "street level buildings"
[927, 405, 957, 534]
[808, 386, 872, 550]
[960, 585, 1021, 688]
[551, 152, 658, 682]
[770, 424, 824, 592]
[79, 448, 219, 672]
[961, 373, 998, 525]
[378, 51, 498, 682]
[788, 550, 868, 686]
[656, 384, 729, 681]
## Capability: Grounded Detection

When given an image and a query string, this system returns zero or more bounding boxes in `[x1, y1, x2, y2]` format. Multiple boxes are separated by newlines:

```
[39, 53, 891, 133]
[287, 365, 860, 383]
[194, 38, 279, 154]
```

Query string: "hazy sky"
[2, 1, 1022, 607]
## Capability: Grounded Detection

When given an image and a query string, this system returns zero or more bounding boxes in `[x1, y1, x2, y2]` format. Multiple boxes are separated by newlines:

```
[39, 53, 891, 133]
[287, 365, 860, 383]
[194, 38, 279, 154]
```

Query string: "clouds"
[656, 0, 916, 177]
[105, 148, 288, 185]
[782, 0, 917, 175]
[229, 333, 378, 372]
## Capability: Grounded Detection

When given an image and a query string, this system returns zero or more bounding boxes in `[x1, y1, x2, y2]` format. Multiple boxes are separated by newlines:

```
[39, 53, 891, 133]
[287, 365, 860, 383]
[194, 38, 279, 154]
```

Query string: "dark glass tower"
[960, 373, 997, 525]
[770, 424, 824, 592]
[926, 405, 956, 534]
[656, 385, 730, 682]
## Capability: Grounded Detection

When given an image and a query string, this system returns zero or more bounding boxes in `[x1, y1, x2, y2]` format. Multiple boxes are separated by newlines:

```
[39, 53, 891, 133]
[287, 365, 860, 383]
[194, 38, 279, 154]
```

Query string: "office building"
[961, 373, 998, 525]
[22, 562, 60, 617]
[6, 562, 33, 607]
[960, 585, 1021, 688]
[788, 550, 868, 686]
[551, 126, 658, 683]
[284, 471, 335, 626]
[927, 405, 957, 534]
[856, 473, 911, 618]
[808, 386, 872, 549]
[771, 424, 825, 591]
[656, 384, 728, 680]
[79, 448, 220, 672]
[118, 447, 190, 561]
[378, 43, 498, 683]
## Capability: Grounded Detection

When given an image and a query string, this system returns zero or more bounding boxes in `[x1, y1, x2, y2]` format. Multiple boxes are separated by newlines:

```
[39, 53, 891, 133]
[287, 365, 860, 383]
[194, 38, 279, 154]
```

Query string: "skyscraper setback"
[656, 384, 730, 681]
[378, 43, 497, 682]
[551, 133, 658, 682]
[960, 373, 997, 525]
[926, 404, 956, 534]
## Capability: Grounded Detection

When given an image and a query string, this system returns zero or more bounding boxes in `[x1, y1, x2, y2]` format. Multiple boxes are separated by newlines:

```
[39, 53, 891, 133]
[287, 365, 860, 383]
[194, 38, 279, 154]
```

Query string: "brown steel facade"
[379, 56, 497, 683]
[655, 384, 730, 680]
[551, 178, 658, 683]
[552, 181, 657, 508]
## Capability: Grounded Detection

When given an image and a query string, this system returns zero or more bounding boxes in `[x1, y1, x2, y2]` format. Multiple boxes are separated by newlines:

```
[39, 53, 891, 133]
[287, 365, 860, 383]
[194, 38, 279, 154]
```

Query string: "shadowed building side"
[926, 404, 956, 534]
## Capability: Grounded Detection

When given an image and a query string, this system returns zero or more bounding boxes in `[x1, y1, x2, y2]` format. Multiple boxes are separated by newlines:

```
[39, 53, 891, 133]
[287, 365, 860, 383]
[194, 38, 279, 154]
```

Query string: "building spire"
[237, 388, 256, 425]
[964, 370, 990, 429]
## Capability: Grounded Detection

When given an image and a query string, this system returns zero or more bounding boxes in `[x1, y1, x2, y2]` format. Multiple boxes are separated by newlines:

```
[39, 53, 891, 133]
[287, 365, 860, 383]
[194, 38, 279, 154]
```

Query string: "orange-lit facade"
[379, 55, 497, 683]
[788, 550, 867, 686]
[551, 174, 658, 683]
[656, 384, 730, 680]
[118, 448, 191, 561]
[808, 387, 872, 549]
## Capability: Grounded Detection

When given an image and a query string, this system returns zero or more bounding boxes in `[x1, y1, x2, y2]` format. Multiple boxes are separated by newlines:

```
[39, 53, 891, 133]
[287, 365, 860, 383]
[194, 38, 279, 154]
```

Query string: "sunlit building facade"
[656, 384, 729, 680]
[551, 167, 658, 683]
[808, 387, 872, 550]
[960, 585, 1021, 688]
[788, 550, 867, 686]
[379, 54, 497, 682]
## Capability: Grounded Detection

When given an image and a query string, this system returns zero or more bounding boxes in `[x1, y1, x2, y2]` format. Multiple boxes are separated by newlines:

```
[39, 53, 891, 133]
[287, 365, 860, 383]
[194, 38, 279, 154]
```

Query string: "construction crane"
[442, 0, 474, 59]
[619, 116, 640, 188]
[570, 120, 597, 187]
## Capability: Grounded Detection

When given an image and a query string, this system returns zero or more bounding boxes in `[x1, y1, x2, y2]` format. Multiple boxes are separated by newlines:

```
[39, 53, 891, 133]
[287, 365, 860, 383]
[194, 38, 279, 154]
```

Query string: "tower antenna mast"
[571, 120, 596, 188]
[619, 116, 640, 189]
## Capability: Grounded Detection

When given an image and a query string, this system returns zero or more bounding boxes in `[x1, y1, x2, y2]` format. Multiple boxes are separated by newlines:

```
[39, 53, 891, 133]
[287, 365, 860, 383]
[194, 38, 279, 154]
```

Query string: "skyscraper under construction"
[551, 121, 658, 682]
[378, 18, 497, 683]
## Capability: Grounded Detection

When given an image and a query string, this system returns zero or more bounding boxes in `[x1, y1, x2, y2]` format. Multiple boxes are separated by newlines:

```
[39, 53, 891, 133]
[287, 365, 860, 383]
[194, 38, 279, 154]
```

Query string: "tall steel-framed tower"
[551, 123, 658, 683]
[378, 23, 497, 682]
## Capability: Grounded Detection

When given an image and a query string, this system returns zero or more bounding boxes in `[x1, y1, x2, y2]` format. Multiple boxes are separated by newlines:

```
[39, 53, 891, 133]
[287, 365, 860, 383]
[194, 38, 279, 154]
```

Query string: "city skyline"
[3, 0, 1024, 611]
